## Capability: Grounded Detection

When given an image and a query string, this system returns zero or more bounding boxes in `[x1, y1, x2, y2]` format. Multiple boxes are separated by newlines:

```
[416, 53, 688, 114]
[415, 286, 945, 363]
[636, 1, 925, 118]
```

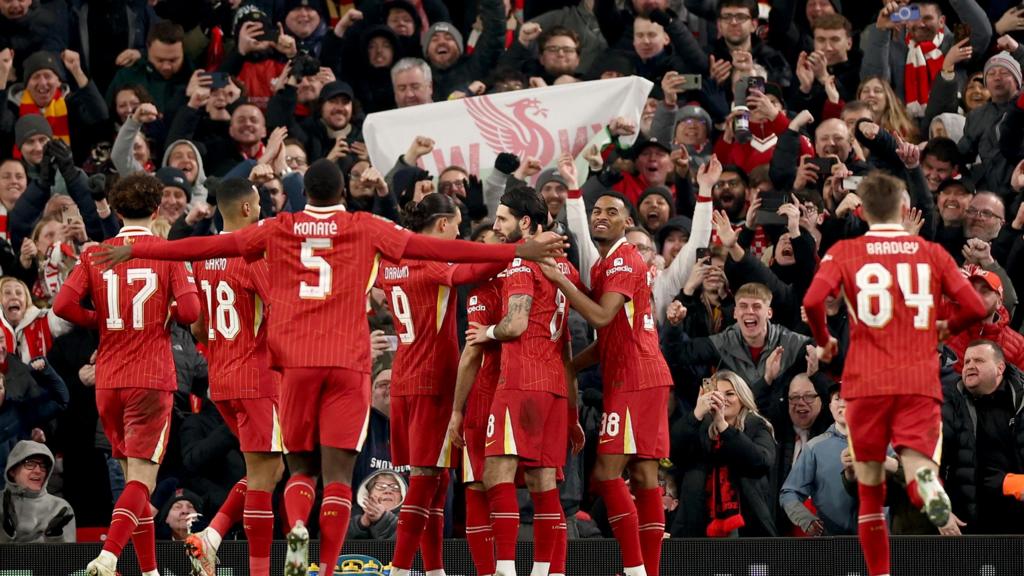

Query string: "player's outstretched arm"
[448, 343, 485, 450]
[170, 292, 201, 325]
[94, 233, 244, 267]
[450, 261, 508, 286]
[403, 231, 567, 264]
[538, 261, 624, 328]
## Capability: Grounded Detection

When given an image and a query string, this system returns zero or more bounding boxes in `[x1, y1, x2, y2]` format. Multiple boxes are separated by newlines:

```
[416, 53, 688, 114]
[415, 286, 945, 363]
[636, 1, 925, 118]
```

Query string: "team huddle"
[51, 153, 979, 576]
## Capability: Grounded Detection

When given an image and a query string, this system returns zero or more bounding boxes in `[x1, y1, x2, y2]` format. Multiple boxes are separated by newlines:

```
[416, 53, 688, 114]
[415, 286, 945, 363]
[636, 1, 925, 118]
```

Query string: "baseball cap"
[630, 136, 672, 158]
[320, 80, 354, 103]
[936, 177, 975, 196]
[655, 215, 692, 248]
[962, 264, 1003, 297]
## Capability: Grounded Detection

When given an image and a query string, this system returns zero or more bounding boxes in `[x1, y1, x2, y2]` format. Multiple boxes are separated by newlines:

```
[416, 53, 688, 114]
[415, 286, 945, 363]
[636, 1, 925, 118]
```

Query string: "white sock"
[496, 559, 518, 576]
[390, 569, 411, 576]
[206, 527, 222, 550]
[142, 571, 160, 576]
[624, 566, 648, 576]
[529, 561, 550, 576]
[425, 571, 447, 576]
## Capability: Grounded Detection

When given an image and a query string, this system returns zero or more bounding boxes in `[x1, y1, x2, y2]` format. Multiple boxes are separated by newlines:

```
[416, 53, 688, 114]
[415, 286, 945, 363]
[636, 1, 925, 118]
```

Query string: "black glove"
[494, 152, 520, 175]
[87, 174, 107, 201]
[596, 166, 623, 188]
[2, 490, 17, 538]
[464, 174, 488, 221]
[45, 140, 76, 180]
[44, 506, 74, 538]
[647, 8, 672, 27]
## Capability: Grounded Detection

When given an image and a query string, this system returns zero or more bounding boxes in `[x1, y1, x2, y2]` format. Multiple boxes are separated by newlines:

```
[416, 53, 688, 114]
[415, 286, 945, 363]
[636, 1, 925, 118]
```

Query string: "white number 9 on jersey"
[854, 262, 932, 329]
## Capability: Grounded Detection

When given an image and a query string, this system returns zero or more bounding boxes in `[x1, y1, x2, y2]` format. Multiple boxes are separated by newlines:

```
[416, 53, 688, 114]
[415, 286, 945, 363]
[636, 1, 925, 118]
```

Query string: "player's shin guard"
[634, 486, 664, 576]
[857, 482, 891, 576]
[243, 490, 274, 576]
[283, 473, 317, 529]
[103, 480, 150, 558]
[465, 488, 496, 576]
[209, 478, 247, 542]
[130, 513, 157, 575]
[392, 475, 440, 570]
[422, 472, 449, 574]
[595, 479, 645, 574]
[529, 489, 562, 576]
[319, 483, 353, 573]
[486, 482, 520, 576]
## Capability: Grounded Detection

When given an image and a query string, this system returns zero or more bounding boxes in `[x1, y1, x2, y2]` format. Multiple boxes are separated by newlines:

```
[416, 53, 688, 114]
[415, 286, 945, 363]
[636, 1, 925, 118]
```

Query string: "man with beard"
[267, 79, 362, 162]
[167, 103, 268, 177]
[106, 21, 192, 118]
[711, 165, 749, 224]
[934, 177, 973, 257]
[421, 0, 505, 100]
[945, 267, 1024, 372]
[636, 186, 674, 235]
[958, 192, 1015, 266]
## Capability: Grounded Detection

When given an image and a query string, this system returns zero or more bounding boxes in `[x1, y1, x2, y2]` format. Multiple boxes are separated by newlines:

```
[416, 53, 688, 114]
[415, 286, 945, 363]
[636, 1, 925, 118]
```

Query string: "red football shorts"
[462, 423, 487, 483]
[96, 388, 173, 463]
[391, 393, 456, 468]
[279, 367, 370, 452]
[215, 397, 284, 454]
[485, 389, 567, 468]
[598, 386, 670, 459]
[846, 394, 942, 463]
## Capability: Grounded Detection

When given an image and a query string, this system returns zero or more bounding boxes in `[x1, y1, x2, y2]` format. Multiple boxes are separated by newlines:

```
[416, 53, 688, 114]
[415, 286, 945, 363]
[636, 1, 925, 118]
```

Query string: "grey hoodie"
[1, 440, 75, 543]
[110, 118, 209, 205]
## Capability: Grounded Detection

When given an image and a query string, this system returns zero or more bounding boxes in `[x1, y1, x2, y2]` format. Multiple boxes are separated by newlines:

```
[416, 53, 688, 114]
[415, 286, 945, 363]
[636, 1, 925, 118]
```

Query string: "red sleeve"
[53, 283, 98, 328]
[170, 262, 198, 300]
[249, 259, 272, 303]
[403, 234, 517, 263]
[802, 248, 844, 346]
[713, 137, 736, 165]
[450, 261, 508, 286]
[171, 291, 201, 324]
[936, 248, 988, 333]
[362, 214, 414, 262]
[769, 110, 790, 136]
[503, 260, 536, 297]
[822, 99, 845, 121]
[132, 232, 244, 261]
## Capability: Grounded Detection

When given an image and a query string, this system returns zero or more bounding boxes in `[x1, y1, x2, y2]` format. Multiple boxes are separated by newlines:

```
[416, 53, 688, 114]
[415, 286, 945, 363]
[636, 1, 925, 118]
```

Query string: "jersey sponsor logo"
[293, 220, 339, 236]
[614, 257, 623, 266]
[866, 241, 920, 256]
[511, 258, 522, 267]
[606, 261, 634, 276]
[204, 258, 228, 271]
[469, 296, 478, 305]
[822, 254, 833, 262]
[467, 304, 487, 314]
[382, 265, 409, 280]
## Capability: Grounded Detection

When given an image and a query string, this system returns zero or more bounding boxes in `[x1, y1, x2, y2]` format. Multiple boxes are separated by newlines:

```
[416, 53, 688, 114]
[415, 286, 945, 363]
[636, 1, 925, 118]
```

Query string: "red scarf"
[14, 87, 70, 158]
[904, 32, 945, 118]
[706, 438, 745, 537]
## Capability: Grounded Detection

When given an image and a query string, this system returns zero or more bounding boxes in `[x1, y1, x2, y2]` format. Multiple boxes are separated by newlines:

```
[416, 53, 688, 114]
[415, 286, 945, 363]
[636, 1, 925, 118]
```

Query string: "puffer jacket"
[945, 306, 1024, 372]
[0, 440, 75, 543]
[941, 366, 979, 528]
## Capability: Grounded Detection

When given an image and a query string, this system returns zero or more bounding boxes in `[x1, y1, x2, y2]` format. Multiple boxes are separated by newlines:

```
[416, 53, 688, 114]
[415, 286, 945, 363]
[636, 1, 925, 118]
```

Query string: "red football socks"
[319, 482, 353, 572]
[392, 475, 440, 569]
[422, 472, 450, 572]
[634, 486, 665, 576]
[465, 487, 496, 576]
[550, 513, 567, 576]
[243, 489, 274, 576]
[131, 512, 157, 573]
[906, 479, 925, 510]
[103, 480, 150, 558]
[531, 488, 563, 570]
[486, 482, 520, 563]
[857, 482, 891, 576]
[211, 478, 247, 537]
[283, 474, 317, 529]
[596, 479, 644, 570]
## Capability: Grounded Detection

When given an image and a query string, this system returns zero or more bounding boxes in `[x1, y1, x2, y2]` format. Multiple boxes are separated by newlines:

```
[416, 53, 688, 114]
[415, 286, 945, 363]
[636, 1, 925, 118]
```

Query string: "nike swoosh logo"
[486, 440, 497, 447]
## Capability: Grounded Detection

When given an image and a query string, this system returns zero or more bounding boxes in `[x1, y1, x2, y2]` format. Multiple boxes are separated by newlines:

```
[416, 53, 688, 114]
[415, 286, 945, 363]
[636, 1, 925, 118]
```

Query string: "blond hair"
[710, 370, 775, 439]
[734, 282, 772, 304]
[857, 76, 920, 143]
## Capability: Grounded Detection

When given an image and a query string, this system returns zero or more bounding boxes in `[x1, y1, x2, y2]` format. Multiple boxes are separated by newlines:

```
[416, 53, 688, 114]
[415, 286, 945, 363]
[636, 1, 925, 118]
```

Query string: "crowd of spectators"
[1, 0, 1023, 547]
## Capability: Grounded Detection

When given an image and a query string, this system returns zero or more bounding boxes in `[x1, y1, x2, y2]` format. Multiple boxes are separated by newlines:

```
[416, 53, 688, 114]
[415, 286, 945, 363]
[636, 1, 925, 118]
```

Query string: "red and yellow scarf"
[14, 87, 70, 158]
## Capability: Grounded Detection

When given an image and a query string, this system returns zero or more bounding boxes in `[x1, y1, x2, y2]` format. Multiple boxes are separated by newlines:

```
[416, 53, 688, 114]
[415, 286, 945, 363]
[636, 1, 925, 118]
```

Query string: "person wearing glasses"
[779, 382, 855, 536]
[501, 25, 583, 86]
[1, 440, 75, 543]
[709, 0, 791, 89]
[960, 192, 1016, 267]
[349, 469, 408, 540]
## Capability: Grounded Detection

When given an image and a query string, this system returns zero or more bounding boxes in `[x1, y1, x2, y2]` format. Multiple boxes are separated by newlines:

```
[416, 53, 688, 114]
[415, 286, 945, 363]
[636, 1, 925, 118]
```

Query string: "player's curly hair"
[109, 174, 163, 219]
[402, 193, 458, 232]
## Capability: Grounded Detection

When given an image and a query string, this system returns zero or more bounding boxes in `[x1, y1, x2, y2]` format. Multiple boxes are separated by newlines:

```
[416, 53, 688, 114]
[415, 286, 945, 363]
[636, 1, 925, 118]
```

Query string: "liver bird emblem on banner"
[464, 96, 557, 167]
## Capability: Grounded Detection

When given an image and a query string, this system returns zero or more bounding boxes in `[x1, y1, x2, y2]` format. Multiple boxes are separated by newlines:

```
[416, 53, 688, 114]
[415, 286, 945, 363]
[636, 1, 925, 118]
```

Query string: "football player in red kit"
[803, 171, 988, 576]
[95, 160, 566, 575]
[538, 156, 721, 576]
[180, 179, 283, 576]
[466, 186, 584, 576]
[53, 175, 200, 576]
[378, 193, 508, 576]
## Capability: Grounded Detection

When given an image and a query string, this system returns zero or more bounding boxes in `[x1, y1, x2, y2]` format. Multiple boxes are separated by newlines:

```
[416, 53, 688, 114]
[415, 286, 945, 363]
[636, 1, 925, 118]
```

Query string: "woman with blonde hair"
[857, 76, 920, 143]
[670, 370, 777, 537]
[0, 276, 72, 363]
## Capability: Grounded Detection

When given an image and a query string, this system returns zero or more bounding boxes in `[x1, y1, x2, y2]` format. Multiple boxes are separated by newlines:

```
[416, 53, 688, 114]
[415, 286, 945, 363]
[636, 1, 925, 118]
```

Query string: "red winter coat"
[945, 306, 1024, 372]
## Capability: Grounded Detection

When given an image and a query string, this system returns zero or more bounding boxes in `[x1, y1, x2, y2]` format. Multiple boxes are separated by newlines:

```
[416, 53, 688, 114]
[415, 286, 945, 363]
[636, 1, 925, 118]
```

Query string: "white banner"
[363, 76, 654, 177]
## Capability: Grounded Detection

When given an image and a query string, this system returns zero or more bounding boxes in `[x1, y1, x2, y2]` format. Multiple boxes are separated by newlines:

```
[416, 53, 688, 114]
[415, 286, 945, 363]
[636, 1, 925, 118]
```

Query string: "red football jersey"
[377, 260, 460, 397]
[590, 238, 672, 392]
[193, 249, 278, 400]
[498, 255, 580, 397]
[813, 225, 976, 400]
[465, 279, 502, 427]
[233, 205, 411, 371]
[63, 227, 197, 391]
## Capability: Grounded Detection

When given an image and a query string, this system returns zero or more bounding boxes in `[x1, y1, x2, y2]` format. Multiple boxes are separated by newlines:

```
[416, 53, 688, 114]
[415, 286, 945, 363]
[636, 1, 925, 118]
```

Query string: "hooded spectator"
[0, 440, 75, 543]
